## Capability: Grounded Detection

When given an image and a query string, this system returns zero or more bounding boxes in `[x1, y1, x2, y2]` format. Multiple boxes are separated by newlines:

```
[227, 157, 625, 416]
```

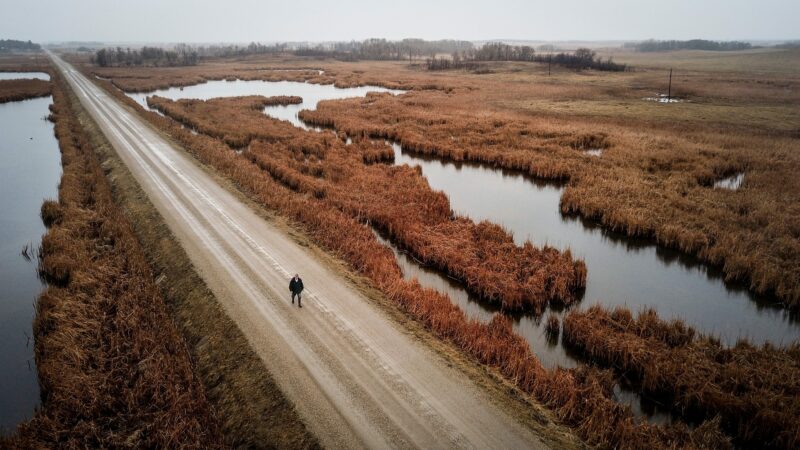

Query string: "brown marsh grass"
[563, 305, 800, 449]
[4, 69, 223, 448]
[89, 71, 733, 449]
[0, 78, 51, 103]
[299, 89, 800, 308]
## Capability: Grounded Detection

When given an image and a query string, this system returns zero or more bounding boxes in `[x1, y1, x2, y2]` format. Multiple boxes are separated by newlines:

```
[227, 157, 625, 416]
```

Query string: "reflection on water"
[0, 96, 61, 431]
[127, 78, 404, 130]
[391, 143, 798, 348]
[0, 72, 50, 81]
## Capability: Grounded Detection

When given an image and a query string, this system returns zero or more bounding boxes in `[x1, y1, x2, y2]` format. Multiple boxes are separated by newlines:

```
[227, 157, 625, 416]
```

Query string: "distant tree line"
[295, 38, 474, 61]
[0, 39, 41, 53]
[191, 42, 288, 58]
[624, 39, 753, 52]
[93, 46, 199, 67]
[774, 41, 800, 49]
[427, 45, 627, 72]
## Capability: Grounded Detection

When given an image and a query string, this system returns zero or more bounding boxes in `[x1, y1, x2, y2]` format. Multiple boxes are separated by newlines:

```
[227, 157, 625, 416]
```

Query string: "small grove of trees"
[427, 45, 627, 72]
[0, 39, 41, 53]
[534, 48, 626, 71]
[93, 46, 198, 67]
[624, 39, 753, 52]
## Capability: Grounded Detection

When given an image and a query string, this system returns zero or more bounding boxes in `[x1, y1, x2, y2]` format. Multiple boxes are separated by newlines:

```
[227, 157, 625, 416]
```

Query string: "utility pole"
[667, 68, 673, 102]
[548, 54, 552, 76]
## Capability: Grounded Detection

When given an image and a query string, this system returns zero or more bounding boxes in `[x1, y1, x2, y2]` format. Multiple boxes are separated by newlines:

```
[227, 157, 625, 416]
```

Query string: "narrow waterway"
[0, 91, 60, 432]
[371, 229, 675, 424]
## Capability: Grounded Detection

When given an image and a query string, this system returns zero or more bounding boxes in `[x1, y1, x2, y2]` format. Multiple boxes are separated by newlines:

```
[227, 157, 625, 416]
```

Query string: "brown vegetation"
[545, 313, 560, 339]
[0, 78, 50, 103]
[4, 69, 223, 448]
[89, 71, 733, 449]
[299, 88, 800, 308]
[563, 305, 800, 449]
[147, 94, 586, 311]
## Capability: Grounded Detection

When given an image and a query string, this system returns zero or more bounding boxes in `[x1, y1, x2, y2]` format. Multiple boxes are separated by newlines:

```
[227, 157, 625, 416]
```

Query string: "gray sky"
[2, 0, 797, 43]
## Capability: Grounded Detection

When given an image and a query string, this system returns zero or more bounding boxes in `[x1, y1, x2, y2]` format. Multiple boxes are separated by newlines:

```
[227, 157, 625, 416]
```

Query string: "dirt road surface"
[51, 53, 547, 450]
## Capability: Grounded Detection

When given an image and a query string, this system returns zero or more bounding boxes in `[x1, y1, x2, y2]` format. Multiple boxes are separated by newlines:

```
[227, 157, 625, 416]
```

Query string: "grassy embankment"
[3, 68, 223, 448]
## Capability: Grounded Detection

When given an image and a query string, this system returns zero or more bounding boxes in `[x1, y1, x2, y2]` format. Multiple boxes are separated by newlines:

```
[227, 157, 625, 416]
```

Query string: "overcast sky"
[2, 0, 797, 43]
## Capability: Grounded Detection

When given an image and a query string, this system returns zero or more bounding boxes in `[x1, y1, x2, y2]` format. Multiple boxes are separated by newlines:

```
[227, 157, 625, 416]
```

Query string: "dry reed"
[563, 305, 800, 449]
[0, 78, 50, 103]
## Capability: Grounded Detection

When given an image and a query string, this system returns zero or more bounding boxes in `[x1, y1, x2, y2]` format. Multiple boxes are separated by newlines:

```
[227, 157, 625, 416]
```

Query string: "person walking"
[289, 274, 304, 308]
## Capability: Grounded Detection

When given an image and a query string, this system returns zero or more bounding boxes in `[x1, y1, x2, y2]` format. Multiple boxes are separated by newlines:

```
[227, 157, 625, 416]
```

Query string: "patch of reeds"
[4, 70, 223, 448]
[545, 313, 560, 340]
[0, 78, 51, 103]
[563, 305, 800, 449]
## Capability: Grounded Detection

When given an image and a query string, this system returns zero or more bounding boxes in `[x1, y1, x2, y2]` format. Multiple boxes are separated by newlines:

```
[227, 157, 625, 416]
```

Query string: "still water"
[127, 78, 404, 130]
[0, 72, 50, 81]
[0, 94, 60, 432]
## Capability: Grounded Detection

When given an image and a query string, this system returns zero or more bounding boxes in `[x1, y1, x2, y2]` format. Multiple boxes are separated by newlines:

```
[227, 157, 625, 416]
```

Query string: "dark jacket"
[289, 277, 304, 294]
